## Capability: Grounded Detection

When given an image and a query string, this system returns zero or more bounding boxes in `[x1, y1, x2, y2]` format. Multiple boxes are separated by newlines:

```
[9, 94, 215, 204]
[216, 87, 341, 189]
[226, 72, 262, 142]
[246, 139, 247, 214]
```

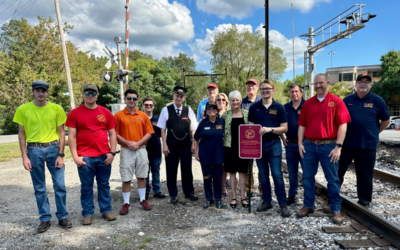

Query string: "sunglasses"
[126, 97, 138, 101]
[217, 98, 226, 102]
[84, 92, 97, 96]
[206, 107, 217, 110]
[144, 104, 153, 107]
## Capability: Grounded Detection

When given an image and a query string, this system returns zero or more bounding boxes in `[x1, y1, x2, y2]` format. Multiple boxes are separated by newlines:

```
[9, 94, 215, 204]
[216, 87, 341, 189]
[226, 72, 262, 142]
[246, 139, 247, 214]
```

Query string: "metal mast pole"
[308, 27, 315, 98]
[54, 0, 75, 109]
[114, 36, 124, 103]
[124, 0, 130, 90]
[303, 51, 307, 99]
[265, 0, 269, 79]
[292, 3, 295, 82]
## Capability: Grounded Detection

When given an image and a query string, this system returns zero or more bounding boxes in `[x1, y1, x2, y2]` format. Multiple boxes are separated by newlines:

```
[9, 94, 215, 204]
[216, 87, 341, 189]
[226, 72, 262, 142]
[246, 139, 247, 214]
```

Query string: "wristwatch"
[336, 143, 343, 148]
[110, 152, 117, 156]
[271, 128, 274, 133]
[58, 153, 65, 158]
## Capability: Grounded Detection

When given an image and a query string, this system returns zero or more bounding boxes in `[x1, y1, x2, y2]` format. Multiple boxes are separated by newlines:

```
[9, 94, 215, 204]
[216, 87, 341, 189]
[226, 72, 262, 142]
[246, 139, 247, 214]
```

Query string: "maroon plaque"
[239, 124, 262, 159]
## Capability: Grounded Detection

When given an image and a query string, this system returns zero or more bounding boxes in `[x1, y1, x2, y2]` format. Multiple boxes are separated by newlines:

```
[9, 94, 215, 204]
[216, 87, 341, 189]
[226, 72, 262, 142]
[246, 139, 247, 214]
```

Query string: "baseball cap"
[82, 83, 98, 92]
[206, 101, 219, 110]
[246, 78, 258, 85]
[356, 73, 372, 82]
[32, 80, 49, 90]
[207, 83, 218, 89]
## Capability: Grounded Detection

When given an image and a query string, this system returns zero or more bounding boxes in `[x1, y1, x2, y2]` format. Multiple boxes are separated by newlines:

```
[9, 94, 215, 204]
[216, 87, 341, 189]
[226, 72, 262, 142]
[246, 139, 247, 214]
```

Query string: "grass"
[120, 239, 131, 248]
[138, 244, 147, 249]
[143, 237, 155, 243]
[0, 142, 72, 163]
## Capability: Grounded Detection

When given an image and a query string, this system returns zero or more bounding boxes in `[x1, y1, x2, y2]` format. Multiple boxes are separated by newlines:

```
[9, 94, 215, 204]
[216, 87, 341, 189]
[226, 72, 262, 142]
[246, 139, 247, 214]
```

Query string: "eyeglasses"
[144, 104, 153, 107]
[126, 97, 138, 101]
[357, 81, 371, 85]
[84, 92, 97, 96]
[260, 88, 273, 91]
[217, 98, 226, 102]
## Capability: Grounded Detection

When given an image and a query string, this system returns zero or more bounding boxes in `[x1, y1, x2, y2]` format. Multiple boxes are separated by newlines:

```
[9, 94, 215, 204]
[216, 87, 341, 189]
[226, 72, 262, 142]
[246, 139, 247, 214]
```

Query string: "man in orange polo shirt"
[114, 89, 154, 214]
[296, 73, 351, 225]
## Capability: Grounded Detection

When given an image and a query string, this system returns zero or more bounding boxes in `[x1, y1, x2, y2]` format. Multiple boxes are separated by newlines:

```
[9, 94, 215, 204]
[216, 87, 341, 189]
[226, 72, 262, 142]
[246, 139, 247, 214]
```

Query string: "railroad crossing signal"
[103, 46, 116, 70]
[101, 70, 141, 84]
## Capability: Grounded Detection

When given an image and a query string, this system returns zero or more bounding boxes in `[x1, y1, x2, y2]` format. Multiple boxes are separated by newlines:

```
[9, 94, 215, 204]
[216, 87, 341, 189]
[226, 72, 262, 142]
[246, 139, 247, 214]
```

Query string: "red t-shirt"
[66, 105, 116, 157]
[298, 92, 351, 140]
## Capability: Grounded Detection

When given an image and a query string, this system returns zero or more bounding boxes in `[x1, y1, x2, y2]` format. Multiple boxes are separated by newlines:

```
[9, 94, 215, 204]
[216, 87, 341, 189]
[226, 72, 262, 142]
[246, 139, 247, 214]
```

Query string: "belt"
[306, 139, 336, 145]
[288, 140, 298, 144]
[27, 140, 58, 147]
[122, 145, 146, 149]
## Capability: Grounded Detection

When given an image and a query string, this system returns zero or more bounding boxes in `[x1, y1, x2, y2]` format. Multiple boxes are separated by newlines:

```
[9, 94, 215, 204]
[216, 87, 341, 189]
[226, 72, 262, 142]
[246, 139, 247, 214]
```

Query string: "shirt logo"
[328, 102, 335, 107]
[269, 110, 277, 115]
[245, 129, 255, 139]
[348, 103, 353, 105]
[182, 117, 189, 120]
[97, 114, 105, 122]
[152, 122, 157, 125]
[205, 127, 210, 130]
[297, 110, 301, 115]
[136, 118, 143, 122]
[364, 103, 373, 108]
[216, 125, 223, 129]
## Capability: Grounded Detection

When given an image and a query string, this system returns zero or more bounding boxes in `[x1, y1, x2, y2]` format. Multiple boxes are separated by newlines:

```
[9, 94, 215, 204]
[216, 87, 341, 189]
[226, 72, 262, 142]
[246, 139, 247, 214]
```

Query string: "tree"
[282, 73, 309, 97]
[328, 81, 352, 99]
[371, 50, 400, 104]
[208, 24, 287, 97]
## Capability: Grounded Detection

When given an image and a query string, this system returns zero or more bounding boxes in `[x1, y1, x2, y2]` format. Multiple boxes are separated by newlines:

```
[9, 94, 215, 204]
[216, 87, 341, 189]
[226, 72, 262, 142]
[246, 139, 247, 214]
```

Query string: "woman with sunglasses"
[221, 90, 249, 208]
[193, 102, 225, 209]
[216, 93, 230, 196]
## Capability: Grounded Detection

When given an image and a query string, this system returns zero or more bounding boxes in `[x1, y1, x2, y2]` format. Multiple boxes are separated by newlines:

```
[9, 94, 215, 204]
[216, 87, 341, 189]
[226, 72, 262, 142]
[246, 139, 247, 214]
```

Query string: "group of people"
[14, 72, 390, 233]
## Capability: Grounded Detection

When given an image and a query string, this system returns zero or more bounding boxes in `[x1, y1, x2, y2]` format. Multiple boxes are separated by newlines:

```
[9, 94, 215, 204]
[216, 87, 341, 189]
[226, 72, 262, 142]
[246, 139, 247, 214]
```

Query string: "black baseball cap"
[173, 86, 187, 96]
[206, 101, 219, 110]
[32, 80, 49, 90]
[356, 73, 372, 82]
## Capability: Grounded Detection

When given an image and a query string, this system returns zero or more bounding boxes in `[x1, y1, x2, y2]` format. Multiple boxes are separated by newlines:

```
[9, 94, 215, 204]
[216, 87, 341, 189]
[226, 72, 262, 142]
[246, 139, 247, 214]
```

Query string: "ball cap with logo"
[173, 86, 187, 96]
[246, 78, 258, 85]
[207, 83, 218, 89]
[356, 73, 372, 82]
[32, 80, 50, 90]
[82, 83, 98, 92]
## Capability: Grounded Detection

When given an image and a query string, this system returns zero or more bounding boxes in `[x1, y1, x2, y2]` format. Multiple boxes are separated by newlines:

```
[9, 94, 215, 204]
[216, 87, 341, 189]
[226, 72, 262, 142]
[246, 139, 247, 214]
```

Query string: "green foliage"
[282, 73, 309, 97]
[328, 81, 353, 99]
[371, 50, 400, 103]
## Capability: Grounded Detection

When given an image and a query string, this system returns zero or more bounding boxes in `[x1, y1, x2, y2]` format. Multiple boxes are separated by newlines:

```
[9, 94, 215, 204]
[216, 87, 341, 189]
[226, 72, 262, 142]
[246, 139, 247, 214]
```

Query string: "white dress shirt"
[157, 103, 198, 131]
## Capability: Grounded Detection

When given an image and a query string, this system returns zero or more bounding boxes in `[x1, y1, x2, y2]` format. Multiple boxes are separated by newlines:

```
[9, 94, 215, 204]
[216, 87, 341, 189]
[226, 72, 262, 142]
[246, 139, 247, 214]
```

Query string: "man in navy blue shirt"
[248, 79, 290, 217]
[241, 78, 262, 196]
[142, 97, 166, 200]
[338, 73, 390, 207]
[280, 83, 305, 205]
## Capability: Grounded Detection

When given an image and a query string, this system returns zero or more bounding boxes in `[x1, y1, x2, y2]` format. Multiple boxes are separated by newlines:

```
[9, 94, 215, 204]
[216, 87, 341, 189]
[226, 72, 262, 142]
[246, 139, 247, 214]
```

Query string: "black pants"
[165, 142, 194, 197]
[338, 147, 376, 204]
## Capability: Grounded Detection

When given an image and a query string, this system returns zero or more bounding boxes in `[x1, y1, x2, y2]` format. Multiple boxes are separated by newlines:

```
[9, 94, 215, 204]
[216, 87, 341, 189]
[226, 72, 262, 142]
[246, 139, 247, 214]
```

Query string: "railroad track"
[281, 161, 400, 249]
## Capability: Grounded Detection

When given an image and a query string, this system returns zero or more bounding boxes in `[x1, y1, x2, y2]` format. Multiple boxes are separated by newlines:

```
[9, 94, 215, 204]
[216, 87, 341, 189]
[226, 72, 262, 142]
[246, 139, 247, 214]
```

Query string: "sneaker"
[82, 216, 93, 225]
[58, 218, 72, 229]
[120, 203, 130, 215]
[170, 196, 178, 204]
[37, 221, 51, 233]
[296, 207, 314, 218]
[322, 205, 331, 214]
[280, 206, 291, 217]
[332, 212, 343, 225]
[153, 192, 166, 199]
[287, 195, 299, 205]
[140, 200, 152, 211]
[256, 202, 273, 212]
[185, 193, 198, 201]
[215, 200, 223, 209]
[102, 212, 116, 221]
[358, 201, 370, 207]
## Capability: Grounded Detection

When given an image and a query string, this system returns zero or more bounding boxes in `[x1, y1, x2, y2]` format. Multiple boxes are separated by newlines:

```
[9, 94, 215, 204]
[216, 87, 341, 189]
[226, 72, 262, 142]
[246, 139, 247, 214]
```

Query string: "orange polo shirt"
[114, 108, 154, 147]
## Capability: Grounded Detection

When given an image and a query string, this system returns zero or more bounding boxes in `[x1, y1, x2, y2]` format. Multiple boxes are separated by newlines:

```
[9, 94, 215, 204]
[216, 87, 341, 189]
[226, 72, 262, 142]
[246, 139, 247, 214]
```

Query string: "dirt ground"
[0, 152, 346, 250]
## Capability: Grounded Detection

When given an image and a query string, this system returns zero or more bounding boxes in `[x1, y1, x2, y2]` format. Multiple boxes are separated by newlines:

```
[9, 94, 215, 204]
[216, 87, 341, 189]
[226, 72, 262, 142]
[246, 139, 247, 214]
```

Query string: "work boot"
[332, 212, 343, 225]
[102, 212, 116, 221]
[58, 218, 72, 229]
[153, 192, 166, 199]
[119, 203, 130, 215]
[170, 196, 178, 204]
[37, 221, 51, 233]
[287, 195, 299, 205]
[280, 205, 291, 217]
[296, 207, 314, 218]
[322, 205, 331, 214]
[82, 216, 93, 225]
[256, 202, 273, 212]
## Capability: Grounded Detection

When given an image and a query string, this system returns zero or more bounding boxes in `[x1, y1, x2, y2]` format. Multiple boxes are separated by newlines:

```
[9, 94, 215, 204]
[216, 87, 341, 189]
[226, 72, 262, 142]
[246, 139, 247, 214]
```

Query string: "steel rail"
[348, 163, 400, 186]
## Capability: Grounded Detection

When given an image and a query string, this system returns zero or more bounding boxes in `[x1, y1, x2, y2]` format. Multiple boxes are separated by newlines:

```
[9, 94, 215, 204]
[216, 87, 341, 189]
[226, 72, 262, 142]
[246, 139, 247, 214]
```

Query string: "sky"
[1, 0, 399, 82]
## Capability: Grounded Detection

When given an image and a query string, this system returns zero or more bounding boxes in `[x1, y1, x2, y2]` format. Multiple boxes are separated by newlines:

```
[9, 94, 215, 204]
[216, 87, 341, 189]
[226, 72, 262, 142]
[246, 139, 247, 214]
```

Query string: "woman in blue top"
[193, 102, 225, 209]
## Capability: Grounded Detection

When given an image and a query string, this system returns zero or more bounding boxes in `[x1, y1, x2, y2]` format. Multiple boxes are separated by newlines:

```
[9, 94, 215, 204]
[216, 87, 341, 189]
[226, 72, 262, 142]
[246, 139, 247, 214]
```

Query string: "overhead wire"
[0, 0, 8, 6]
[0, 0, 35, 25]
[26, 0, 36, 17]
[10, 0, 22, 21]
[0, 0, 18, 16]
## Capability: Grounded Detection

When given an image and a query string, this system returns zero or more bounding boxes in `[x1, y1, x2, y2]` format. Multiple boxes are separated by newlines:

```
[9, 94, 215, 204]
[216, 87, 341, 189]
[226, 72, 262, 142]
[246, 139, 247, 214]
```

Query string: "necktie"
[176, 109, 181, 116]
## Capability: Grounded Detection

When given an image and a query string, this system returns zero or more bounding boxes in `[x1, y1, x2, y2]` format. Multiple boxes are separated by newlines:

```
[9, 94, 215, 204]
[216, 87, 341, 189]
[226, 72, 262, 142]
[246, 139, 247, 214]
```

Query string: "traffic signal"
[132, 72, 142, 83]
[101, 72, 113, 84]
[116, 69, 129, 81]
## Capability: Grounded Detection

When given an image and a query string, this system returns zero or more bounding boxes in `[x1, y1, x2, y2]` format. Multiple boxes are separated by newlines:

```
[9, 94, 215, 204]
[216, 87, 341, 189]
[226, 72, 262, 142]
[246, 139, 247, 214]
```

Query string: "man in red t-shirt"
[296, 73, 351, 225]
[66, 83, 117, 225]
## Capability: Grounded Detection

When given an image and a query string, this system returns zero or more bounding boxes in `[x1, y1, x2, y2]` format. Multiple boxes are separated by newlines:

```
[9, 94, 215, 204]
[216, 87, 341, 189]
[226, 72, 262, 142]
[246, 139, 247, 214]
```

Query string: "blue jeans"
[146, 157, 162, 194]
[77, 155, 112, 217]
[256, 139, 287, 206]
[285, 142, 304, 197]
[27, 144, 68, 222]
[201, 164, 223, 201]
[302, 141, 342, 213]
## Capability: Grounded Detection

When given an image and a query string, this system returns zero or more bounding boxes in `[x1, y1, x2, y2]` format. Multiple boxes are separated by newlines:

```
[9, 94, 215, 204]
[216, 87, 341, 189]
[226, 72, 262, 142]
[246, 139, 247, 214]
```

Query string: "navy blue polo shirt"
[194, 117, 225, 165]
[241, 95, 262, 110]
[146, 115, 162, 159]
[343, 92, 390, 149]
[284, 99, 305, 141]
[248, 99, 288, 141]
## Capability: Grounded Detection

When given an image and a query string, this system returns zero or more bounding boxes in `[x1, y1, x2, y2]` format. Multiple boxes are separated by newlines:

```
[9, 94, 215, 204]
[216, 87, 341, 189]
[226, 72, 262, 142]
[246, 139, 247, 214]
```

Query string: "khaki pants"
[246, 159, 262, 194]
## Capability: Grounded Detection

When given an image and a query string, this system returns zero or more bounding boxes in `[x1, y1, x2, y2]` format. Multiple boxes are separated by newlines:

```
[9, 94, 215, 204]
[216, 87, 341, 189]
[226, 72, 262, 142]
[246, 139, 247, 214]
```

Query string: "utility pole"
[54, 0, 75, 109]
[264, 0, 269, 79]
[124, 0, 130, 90]
[292, 3, 295, 82]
